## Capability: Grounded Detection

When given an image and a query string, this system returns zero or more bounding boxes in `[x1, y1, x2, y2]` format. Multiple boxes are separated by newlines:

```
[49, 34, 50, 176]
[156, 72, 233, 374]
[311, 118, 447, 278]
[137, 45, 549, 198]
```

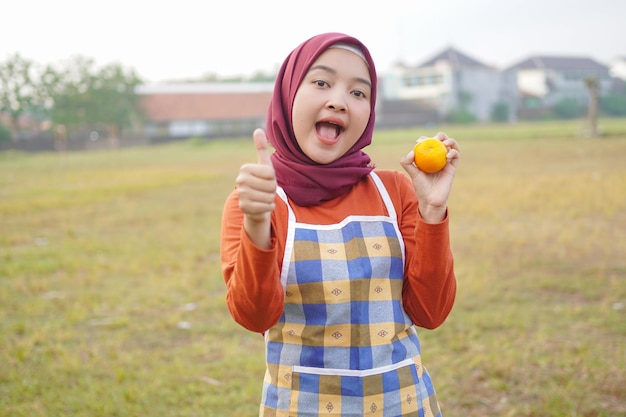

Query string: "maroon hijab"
[266, 32, 378, 207]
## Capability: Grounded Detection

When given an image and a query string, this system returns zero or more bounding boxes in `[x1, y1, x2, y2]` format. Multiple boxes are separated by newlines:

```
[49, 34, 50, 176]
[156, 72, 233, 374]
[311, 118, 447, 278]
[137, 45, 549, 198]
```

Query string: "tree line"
[0, 53, 143, 143]
[3, 52, 624, 145]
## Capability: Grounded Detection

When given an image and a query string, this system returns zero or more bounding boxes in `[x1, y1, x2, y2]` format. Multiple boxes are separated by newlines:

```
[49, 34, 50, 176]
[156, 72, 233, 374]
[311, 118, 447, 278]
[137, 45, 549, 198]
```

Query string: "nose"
[326, 96, 347, 112]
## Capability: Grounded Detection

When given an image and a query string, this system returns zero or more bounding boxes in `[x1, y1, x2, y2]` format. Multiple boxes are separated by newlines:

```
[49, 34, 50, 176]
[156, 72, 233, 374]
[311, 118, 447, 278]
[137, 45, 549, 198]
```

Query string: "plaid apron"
[260, 172, 441, 417]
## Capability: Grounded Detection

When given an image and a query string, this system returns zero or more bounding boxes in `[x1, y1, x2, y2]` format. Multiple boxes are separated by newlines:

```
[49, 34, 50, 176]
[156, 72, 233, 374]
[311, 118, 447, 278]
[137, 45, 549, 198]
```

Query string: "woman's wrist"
[243, 215, 272, 249]
[418, 204, 447, 224]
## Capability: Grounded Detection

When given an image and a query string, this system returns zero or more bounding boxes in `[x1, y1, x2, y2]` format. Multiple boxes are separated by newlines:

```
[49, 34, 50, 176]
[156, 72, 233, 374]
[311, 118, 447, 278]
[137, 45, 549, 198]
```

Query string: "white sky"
[2, 0, 625, 83]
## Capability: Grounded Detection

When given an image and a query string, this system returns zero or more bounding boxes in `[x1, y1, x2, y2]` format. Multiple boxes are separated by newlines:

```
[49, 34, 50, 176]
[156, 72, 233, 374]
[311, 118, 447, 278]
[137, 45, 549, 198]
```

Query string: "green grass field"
[1, 119, 625, 416]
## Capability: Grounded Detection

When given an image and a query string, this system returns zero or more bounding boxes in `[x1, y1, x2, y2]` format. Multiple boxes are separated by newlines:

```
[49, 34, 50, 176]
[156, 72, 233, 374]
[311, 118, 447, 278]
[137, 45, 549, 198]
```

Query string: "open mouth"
[316, 121, 343, 143]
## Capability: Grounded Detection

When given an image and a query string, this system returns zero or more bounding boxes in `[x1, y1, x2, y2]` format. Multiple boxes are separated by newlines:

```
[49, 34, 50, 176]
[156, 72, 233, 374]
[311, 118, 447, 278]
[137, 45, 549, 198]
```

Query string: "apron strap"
[369, 172, 397, 220]
[276, 186, 295, 288]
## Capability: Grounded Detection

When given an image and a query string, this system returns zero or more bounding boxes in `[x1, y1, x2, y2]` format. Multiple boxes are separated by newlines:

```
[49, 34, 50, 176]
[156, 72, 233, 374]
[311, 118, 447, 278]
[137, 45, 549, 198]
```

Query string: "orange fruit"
[413, 138, 447, 173]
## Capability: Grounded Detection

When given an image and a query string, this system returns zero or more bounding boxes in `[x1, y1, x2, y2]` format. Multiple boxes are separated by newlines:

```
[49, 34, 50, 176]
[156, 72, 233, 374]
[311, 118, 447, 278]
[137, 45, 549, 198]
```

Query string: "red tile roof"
[137, 83, 274, 122]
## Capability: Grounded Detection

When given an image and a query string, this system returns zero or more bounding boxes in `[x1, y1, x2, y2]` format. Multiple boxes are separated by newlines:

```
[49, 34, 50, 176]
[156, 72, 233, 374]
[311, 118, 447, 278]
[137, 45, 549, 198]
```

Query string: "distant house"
[380, 47, 517, 123]
[505, 55, 611, 109]
[136, 82, 274, 139]
[135, 52, 618, 140]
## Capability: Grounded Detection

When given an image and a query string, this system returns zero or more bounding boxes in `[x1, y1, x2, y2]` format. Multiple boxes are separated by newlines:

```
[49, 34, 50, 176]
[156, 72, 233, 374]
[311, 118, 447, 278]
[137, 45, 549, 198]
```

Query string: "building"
[135, 51, 620, 139]
[136, 82, 274, 139]
[506, 55, 612, 109]
[380, 47, 518, 123]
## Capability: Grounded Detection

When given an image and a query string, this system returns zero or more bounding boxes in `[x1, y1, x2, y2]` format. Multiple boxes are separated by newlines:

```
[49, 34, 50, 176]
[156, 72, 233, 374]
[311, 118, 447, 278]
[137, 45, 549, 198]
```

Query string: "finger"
[253, 128, 272, 166]
[446, 149, 460, 168]
[236, 168, 277, 191]
[238, 187, 277, 207]
[440, 137, 459, 160]
[238, 197, 275, 218]
[238, 163, 276, 182]
[400, 150, 419, 177]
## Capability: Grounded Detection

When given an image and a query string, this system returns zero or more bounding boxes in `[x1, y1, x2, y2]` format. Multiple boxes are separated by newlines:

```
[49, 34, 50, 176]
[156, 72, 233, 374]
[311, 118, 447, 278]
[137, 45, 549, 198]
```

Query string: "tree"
[553, 98, 585, 119]
[491, 101, 510, 123]
[249, 70, 276, 82]
[447, 91, 477, 124]
[600, 92, 626, 116]
[584, 76, 600, 137]
[0, 53, 38, 140]
[0, 122, 10, 142]
[88, 63, 143, 143]
[40, 56, 144, 145]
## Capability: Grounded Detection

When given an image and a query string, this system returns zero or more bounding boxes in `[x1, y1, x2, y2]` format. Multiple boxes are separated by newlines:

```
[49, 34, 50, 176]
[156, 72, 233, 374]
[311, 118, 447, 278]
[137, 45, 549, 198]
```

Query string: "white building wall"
[518, 69, 548, 96]
[457, 69, 501, 122]
[383, 64, 453, 102]
[610, 57, 626, 80]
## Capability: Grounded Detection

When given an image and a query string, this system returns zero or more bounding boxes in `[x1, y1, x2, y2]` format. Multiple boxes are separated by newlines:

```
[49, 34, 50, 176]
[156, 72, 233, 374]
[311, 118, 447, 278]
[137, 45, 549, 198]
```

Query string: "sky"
[2, 0, 625, 84]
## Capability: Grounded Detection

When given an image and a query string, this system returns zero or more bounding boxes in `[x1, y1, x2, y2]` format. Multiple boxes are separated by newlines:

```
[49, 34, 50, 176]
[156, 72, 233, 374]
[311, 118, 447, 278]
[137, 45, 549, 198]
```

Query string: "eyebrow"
[308, 64, 372, 90]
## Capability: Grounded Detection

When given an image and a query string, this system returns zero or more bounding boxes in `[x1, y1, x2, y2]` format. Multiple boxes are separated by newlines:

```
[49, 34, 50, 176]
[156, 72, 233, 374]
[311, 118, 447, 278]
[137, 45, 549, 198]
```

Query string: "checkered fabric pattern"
[260, 174, 442, 416]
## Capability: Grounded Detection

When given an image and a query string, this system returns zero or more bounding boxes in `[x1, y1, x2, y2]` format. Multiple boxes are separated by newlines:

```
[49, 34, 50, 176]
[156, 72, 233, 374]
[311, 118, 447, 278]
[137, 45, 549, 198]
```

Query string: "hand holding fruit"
[400, 132, 460, 223]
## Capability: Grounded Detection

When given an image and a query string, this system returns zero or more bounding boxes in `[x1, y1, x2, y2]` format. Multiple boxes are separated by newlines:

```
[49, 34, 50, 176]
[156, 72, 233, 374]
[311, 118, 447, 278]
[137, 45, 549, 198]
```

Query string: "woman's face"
[291, 47, 372, 165]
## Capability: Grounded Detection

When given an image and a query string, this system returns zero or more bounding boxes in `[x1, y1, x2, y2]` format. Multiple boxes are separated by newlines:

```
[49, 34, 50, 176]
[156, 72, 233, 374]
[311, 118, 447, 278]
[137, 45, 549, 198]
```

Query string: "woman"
[221, 32, 459, 416]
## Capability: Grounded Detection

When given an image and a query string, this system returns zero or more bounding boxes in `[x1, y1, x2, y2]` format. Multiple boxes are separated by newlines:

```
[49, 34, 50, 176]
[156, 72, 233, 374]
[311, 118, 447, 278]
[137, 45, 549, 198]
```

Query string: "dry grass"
[1, 119, 625, 416]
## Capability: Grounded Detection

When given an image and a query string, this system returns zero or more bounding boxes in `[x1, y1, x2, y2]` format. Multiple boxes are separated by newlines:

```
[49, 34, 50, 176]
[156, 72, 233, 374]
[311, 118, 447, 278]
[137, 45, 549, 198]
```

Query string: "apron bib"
[260, 172, 441, 417]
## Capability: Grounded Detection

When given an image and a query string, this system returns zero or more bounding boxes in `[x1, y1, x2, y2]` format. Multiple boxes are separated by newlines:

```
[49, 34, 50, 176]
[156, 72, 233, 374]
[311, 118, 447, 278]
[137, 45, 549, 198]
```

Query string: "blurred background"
[1, 0, 625, 150]
[1, 2, 625, 416]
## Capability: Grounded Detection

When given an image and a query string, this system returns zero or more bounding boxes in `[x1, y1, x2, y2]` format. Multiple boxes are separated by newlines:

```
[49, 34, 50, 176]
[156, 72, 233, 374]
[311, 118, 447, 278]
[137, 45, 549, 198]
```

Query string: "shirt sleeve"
[220, 189, 285, 333]
[384, 171, 457, 329]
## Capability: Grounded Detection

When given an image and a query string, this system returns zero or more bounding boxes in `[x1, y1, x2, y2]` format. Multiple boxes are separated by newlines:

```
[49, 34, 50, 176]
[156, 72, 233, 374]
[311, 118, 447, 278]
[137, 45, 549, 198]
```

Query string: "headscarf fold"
[266, 32, 378, 206]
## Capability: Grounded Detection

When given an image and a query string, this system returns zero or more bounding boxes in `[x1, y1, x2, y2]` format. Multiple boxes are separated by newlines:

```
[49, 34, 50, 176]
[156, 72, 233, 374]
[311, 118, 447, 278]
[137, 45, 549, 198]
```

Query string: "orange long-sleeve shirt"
[220, 169, 456, 333]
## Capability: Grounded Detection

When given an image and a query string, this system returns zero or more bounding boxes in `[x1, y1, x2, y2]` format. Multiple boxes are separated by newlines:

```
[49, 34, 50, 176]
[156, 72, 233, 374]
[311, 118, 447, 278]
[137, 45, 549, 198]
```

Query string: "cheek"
[356, 104, 372, 132]
[291, 95, 307, 132]
[291, 113, 305, 140]
[291, 114, 309, 151]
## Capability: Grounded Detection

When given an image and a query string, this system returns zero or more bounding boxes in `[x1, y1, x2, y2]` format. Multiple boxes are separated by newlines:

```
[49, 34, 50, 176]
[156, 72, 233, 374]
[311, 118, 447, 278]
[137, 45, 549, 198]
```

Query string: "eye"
[313, 79, 329, 88]
[352, 90, 367, 99]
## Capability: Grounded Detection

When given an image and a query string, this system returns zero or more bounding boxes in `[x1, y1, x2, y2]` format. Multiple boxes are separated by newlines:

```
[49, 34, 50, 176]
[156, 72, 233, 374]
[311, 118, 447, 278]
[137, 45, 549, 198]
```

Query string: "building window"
[169, 120, 210, 138]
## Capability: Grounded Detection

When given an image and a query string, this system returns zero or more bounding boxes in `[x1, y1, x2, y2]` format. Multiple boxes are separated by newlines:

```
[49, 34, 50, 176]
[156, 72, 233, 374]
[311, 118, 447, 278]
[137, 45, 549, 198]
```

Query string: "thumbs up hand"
[235, 129, 277, 248]
[253, 127, 273, 167]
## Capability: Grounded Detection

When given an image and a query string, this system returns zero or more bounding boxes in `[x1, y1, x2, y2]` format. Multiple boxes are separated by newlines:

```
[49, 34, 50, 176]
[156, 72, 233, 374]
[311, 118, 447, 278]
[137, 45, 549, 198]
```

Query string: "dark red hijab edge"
[266, 32, 378, 206]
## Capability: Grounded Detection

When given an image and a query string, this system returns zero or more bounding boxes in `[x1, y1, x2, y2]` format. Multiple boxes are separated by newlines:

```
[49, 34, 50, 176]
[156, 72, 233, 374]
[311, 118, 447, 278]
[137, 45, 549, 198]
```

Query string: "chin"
[309, 151, 340, 165]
